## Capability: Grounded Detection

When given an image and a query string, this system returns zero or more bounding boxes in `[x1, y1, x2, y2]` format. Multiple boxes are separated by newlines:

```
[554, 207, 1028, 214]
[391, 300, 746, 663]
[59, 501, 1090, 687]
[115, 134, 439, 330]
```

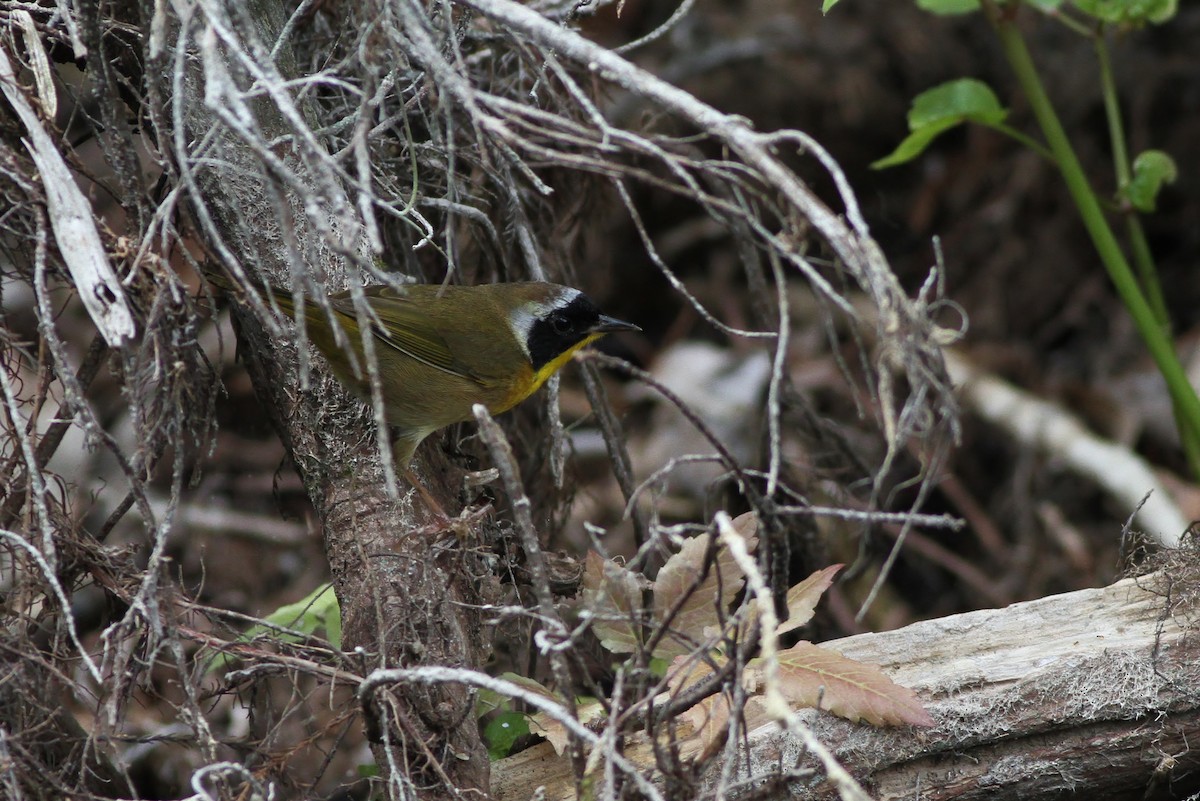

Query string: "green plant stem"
[1125, 220, 1161, 318]
[1095, 37, 1131, 185]
[1092, 31, 1198, 471]
[987, 122, 1054, 160]
[1095, 34, 1170, 329]
[1044, 4, 1095, 37]
[987, 6, 1200, 482]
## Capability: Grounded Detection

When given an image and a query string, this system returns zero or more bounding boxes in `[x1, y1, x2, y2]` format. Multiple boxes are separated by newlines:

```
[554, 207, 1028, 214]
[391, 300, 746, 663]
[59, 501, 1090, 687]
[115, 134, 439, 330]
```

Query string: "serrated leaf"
[652, 514, 758, 659]
[1125, 149, 1177, 212]
[776, 564, 843, 636]
[581, 551, 646, 654]
[1072, 0, 1175, 24]
[727, 510, 760, 541]
[874, 79, 1008, 169]
[756, 641, 934, 728]
[739, 563, 841, 639]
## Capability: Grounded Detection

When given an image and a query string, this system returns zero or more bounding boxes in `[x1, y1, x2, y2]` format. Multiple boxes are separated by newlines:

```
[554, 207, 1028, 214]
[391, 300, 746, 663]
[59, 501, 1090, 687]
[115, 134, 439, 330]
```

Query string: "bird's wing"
[331, 292, 482, 383]
[338, 288, 496, 386]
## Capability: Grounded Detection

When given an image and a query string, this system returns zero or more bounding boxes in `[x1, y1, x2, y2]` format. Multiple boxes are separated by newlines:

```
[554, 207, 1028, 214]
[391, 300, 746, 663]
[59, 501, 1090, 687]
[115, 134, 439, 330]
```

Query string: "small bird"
[215, 276, 640, 466]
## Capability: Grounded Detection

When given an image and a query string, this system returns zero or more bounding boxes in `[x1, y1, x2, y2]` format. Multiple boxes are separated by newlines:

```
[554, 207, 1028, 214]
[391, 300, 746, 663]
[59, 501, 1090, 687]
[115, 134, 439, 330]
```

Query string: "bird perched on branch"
[210, 273, 640, 467]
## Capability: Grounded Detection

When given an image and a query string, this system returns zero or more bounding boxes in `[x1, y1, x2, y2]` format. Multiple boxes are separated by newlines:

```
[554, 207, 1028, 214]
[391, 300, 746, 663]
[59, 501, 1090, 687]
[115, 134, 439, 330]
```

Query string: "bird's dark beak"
[594, 315, 641, 334]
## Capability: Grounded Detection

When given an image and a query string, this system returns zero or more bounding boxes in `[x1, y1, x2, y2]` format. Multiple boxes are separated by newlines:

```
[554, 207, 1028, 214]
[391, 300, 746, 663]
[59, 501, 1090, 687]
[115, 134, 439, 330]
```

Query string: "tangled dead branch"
[0, 0, 961, 798]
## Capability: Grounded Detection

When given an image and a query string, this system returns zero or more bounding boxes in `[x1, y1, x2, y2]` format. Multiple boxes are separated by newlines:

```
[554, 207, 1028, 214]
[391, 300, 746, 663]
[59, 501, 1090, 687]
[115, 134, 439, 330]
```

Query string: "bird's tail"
[203, 266, 300, 317]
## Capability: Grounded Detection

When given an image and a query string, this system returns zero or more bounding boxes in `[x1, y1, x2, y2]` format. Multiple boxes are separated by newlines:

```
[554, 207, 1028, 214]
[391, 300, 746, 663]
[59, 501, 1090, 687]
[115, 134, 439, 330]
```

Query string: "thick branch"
[158, 0, 488, 793]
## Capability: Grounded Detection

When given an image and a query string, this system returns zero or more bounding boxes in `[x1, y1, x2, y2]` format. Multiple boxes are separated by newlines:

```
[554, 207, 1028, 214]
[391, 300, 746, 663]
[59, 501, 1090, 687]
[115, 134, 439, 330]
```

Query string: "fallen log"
[492, 569, 1200, 800]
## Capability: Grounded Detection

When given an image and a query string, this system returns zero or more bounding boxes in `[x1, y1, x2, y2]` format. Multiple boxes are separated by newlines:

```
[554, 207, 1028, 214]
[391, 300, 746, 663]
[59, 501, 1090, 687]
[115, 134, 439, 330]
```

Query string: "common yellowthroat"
[215, 275, 639, 465]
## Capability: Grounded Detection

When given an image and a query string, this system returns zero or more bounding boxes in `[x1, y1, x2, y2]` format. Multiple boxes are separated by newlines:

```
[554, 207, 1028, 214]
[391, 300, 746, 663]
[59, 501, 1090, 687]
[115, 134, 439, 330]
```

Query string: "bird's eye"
[550, 313, 571, 335]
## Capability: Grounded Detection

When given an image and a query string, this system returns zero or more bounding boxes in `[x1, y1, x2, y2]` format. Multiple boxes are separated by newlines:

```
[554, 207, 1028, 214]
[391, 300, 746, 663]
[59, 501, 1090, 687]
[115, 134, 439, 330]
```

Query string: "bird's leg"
[391, 434, 452, 531]
[403, 466, 452, 529]
[403, 471, 495, 542]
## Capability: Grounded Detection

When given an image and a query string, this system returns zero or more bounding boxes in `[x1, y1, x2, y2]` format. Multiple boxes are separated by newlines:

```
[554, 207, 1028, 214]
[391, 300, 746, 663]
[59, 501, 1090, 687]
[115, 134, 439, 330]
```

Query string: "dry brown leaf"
[581, 551, 647, 654]
[664, 654, 726, 758]
[678, 692, 732, 761]
[759, 641, 934, 728]
[651, 513, 759, 658]
[529, 697, 606, 755]
[500, 672, 558, 701]
[775, 564, 843, 636]
[665, 653, 718, 696]
[497, 673, 592, 756]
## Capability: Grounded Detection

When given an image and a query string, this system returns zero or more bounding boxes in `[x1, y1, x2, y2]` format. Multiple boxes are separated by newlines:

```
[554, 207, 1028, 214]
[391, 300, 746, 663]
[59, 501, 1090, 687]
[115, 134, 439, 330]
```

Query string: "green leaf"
[497, 672, 559, 703]
[872, 119, 960, 169]
[908, 78, 1007, 129]
[207, 583, 341, 674]
[874, 79, 1008, 169]
[476, 686, 514, 717]
[1072, 0, 1176, 24]
[484, 711, 530, 760]
[1124, 150, 1177, 212]
[324, 594, 341, 649]
[257, 582, 342, 648]
[821, 0, 842, 12]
